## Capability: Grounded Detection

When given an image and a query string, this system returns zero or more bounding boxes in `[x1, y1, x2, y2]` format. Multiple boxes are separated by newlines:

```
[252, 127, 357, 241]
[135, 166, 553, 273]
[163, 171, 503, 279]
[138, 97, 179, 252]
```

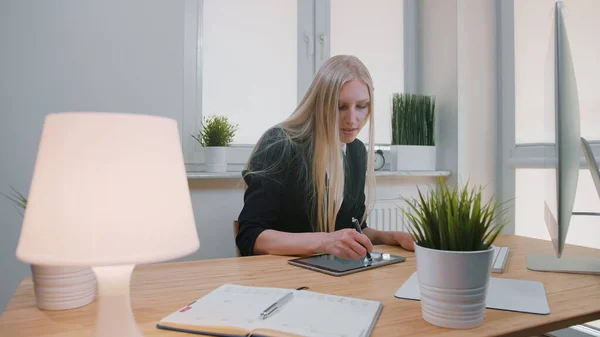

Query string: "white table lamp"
[16, 112, 199, 337]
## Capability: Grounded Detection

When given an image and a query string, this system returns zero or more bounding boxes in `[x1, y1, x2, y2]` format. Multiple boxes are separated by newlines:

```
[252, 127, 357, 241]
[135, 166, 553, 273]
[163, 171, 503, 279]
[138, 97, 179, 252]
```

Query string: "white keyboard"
[491, 245, 510, 273]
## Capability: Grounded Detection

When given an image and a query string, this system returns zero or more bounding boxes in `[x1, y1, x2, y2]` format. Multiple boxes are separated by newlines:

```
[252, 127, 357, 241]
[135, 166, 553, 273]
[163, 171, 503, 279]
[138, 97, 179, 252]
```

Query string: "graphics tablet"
[288, 251, 406, 276]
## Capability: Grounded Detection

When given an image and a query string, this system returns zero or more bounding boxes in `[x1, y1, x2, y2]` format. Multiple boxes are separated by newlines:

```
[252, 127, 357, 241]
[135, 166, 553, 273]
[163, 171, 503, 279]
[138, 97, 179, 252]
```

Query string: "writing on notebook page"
[157, 284, 383, 337]
[265, 290, 374, 337]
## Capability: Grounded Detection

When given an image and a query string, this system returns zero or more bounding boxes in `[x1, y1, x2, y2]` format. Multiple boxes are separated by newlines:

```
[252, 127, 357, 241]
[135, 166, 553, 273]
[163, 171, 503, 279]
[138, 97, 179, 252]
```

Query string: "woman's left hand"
[388, 231, 415, 251]
[363, 228, 415, 251]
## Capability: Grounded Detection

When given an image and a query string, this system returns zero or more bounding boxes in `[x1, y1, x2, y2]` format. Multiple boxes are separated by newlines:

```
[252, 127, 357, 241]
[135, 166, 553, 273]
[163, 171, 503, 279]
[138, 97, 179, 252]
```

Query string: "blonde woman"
[236, 55, 415, 259]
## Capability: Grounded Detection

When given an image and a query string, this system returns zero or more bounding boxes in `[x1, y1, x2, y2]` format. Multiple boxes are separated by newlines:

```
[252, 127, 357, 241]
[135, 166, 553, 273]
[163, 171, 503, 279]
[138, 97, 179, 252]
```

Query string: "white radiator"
[366, 201, 408, 232]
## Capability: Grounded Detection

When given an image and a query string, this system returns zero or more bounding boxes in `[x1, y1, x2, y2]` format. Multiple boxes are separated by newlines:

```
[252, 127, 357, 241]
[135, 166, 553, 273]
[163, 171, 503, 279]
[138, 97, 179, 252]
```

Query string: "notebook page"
[159, 284, 293, 332]
[255, 290, 382, 337]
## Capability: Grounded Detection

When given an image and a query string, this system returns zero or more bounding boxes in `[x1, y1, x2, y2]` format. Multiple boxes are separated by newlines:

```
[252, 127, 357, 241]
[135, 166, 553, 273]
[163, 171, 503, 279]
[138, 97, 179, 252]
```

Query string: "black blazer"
[236, 127, 369, 256]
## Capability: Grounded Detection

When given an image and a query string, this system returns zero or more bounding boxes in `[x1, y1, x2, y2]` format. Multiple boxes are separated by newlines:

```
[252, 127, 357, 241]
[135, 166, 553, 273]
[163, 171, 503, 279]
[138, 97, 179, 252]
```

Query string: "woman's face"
[338, 80, 370, 143]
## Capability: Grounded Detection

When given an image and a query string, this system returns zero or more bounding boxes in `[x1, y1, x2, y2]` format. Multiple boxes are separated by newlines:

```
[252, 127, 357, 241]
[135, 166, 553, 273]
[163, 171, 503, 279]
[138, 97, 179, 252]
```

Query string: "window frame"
[183, 0, 318, 170]
[183, 0, 409, 171]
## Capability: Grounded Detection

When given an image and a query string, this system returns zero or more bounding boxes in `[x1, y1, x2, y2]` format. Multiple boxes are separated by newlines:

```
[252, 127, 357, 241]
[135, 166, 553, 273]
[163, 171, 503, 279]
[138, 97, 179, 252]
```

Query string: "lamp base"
[91, 265, 143, 337]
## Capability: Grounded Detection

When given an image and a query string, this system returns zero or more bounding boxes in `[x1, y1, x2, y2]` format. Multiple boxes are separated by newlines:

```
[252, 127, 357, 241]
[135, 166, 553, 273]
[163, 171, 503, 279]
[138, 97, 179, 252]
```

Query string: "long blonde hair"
[247, 55, 376, 233]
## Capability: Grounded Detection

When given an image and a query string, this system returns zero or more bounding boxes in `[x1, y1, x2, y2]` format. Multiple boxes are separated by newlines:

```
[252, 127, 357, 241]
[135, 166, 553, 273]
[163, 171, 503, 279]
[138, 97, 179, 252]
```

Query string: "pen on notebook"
[352, 217, 372, 261]
[259, 286, 308, 320]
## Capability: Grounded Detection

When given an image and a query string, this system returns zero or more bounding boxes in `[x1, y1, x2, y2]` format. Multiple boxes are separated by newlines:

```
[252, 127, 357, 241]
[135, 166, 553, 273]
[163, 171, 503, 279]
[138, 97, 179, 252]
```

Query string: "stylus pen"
[352, 217, 372, 261]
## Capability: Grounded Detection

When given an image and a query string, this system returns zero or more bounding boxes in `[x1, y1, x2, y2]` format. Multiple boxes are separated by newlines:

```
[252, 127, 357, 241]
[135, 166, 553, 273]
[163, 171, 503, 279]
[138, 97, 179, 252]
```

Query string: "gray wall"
[0, 0, 239, 314]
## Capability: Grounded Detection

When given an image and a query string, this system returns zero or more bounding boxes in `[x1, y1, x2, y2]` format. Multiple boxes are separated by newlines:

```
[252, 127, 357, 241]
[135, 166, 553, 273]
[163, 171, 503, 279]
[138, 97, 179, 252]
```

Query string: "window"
[509, 0, 600, 245]
[330, 0, 404, 145]
[186, 0, 405, 167]
[201, 0, 298, 145]
[515, 169, 600, 249]
[514, 0, 600, 144]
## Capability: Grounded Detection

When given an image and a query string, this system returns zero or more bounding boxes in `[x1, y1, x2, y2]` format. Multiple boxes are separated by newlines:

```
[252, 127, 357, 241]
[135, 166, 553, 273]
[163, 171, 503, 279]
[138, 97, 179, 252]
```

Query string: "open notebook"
[157, 284, 383, 337]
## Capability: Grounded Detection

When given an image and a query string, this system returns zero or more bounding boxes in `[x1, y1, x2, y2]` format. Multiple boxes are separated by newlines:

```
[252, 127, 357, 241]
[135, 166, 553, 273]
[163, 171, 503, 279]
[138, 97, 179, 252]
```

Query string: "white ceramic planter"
[204, 146, 227, 172]
[390, 145, 436, 171]
[31, 265, 97, 310]
[414, 244, 494, 329]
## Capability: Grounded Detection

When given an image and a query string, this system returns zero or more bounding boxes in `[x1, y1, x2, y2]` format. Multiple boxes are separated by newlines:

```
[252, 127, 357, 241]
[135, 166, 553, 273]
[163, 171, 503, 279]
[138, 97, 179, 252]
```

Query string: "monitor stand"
[527, 254, 600, 275]
[527, 210, 600, 275]
[529, 139, 600, 275]
[528, 138, 600, 275]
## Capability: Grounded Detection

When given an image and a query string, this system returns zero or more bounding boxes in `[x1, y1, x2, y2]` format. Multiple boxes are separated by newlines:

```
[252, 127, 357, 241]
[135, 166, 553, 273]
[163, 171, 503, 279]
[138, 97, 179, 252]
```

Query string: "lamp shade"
[16, 112, 199, 266]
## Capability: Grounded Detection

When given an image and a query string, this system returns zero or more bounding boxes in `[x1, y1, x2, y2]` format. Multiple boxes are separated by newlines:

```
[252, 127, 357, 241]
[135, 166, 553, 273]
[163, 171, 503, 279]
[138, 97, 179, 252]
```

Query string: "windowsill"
[374, 170, 451, 177]
[186, 170, 452, 180]
[186, 171, 245, 180]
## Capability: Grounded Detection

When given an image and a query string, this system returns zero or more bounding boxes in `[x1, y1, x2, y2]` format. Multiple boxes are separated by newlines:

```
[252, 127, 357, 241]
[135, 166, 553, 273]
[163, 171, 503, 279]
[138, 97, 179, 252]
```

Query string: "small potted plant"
[390, 93, 436, 170]
[2, 187, 97, 311]
[402, 178, 509, 329]
[192, 114, 238, 173]
[3, 186, 27, 216]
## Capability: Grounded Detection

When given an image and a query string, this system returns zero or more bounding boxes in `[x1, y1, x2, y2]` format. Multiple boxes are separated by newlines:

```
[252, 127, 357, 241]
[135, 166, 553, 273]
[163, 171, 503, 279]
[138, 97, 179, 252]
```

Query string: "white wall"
[417, 0, 499, 197]
[457, 0, 498, 201]
[418, 0, 459, 180]
[187, 179, 244, 259]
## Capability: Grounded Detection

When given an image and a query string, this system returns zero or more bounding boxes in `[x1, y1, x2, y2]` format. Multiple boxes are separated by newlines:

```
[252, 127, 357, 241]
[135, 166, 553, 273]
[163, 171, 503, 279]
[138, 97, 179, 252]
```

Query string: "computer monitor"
[526, 0, 600, 275]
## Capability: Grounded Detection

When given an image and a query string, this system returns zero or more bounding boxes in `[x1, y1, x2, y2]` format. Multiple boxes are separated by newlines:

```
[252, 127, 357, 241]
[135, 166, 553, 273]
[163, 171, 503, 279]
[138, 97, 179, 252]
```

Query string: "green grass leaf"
[1, 186, 28, 219]
[191, 114, 238, 147]
[401, 178, 511, 251]
[391, 93, 436, 146]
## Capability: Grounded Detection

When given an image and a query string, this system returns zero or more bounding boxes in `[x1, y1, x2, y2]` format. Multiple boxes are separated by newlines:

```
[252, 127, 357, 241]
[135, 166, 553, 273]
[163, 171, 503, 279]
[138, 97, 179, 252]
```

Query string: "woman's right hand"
[321, 229, 373, 259]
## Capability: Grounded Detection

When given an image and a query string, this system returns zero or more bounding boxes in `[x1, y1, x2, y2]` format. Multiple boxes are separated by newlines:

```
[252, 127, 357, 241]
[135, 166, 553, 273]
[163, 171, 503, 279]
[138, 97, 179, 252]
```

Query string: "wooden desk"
[1, 234, 600, 337]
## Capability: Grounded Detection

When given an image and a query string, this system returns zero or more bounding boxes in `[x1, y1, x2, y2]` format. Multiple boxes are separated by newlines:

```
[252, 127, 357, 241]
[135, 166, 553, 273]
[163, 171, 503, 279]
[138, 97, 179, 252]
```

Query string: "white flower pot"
[204, 146, 227, 172]
[414, 243, 494, 329]
[390, 145, 436, 171]
[31, 265, 97, 310]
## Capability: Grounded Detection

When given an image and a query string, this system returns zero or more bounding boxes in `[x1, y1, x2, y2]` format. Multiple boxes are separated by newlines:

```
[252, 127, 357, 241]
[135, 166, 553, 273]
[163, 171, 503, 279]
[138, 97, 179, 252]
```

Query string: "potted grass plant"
[402, 178, 509, 329]
[192, 114, 238, 173]
[391, 93, 436, 170]
[2, 187, 97, 311]
[3, 186, 27, 217]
